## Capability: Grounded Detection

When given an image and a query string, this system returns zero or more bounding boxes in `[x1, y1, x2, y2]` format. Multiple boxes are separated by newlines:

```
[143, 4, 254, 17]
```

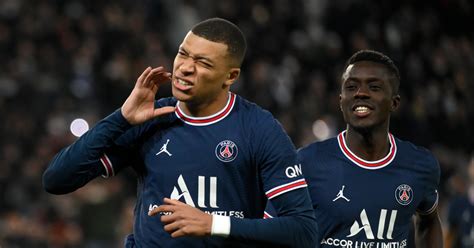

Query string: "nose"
[354, 85, 370, 99]
[179, 59, 195, 76]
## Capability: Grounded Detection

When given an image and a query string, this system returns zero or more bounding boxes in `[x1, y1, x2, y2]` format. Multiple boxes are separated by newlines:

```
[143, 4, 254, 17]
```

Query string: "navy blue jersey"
[43, 92, 317, 247]
[266, 131, 440, 248]
[447, 191, 474, 248]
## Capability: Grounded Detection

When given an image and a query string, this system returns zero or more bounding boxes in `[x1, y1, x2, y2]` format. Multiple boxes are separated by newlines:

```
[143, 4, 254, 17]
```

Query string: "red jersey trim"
[175, 92, 236, 126]
[266, 179, 308, 199]
[337, 130, 397, 170]
[100, 153, 114, 178]
[263, 211, 273, 219]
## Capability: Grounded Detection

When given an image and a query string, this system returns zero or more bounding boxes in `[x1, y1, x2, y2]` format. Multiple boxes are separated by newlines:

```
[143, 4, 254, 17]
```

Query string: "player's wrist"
[211, 215, 231, 237]
[120, 105, 138, 125]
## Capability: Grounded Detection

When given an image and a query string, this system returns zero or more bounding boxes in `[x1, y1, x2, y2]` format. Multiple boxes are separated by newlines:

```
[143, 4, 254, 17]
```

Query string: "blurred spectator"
[0, 0, 473, 246]
[445, 155, 474, 248]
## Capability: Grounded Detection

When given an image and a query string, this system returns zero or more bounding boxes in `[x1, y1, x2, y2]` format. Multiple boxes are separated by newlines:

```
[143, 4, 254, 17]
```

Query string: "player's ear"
[391, 94, 400, 112]
[224, 68, 240, 87]
[339, 94, 343, 112]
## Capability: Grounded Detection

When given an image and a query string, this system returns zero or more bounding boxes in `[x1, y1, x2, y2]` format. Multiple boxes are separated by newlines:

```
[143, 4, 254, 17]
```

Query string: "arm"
[150, 188, 317, 247]
[444, 226, 457, 248]
[414, 151, 443, 247]
[42, 110, 133, 194]
[415, 209, 443, 248]
[43, 67, 175, 194]
[229, 188, 317, 247]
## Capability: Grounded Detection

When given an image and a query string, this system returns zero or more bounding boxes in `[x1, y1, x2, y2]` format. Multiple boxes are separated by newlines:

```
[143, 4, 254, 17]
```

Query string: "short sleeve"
[417, 155, 440, 215]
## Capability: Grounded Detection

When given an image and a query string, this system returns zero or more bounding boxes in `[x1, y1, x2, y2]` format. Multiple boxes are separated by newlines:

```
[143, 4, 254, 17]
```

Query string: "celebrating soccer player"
[43, 18, 317, 247]
[267, 50, 443, 247]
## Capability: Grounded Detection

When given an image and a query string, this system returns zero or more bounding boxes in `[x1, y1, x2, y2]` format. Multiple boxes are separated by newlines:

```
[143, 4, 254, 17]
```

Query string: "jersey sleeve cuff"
[417, 192, 439, 215]
[211, 215, 230, 237]
[100, 153, 115, 178]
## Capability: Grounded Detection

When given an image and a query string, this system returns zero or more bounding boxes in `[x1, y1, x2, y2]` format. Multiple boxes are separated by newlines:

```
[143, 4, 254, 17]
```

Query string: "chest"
[139, 123, 253, 180]
[307, 157, 427, 222]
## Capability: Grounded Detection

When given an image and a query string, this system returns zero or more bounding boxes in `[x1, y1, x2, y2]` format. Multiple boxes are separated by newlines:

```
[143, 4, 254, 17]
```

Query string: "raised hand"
[121, 67, 176, 125]
[148, 198, 213, 238]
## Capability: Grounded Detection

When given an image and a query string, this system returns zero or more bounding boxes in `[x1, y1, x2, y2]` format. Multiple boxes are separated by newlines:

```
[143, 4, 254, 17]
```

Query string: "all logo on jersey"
[170, 174, 218, 208]
[215, 140, 238, 162]
[348, 209, 397, 239]
[395, 184, 413, 206]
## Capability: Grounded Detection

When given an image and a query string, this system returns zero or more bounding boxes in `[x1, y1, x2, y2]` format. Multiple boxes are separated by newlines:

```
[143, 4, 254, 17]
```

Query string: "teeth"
[355, 106, 369, 112]
[178, 79, 190, 86]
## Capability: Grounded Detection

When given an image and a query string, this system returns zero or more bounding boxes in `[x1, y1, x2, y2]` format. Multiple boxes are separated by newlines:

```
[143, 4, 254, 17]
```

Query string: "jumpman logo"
[333, 185, 350, 202]
[156, 139, 172, 156]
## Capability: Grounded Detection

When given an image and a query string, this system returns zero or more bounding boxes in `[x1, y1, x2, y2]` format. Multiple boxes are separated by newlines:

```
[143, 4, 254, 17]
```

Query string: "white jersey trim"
[100, 153, 115, 178]
[175, 92, 236, 126]
[337, 130, 397, 170]
[265, 178, 308, 199]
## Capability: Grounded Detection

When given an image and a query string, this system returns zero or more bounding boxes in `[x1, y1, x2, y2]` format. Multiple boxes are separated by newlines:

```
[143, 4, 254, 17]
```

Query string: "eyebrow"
[179, 46, 214, 65]
[344, 76, 383, 82]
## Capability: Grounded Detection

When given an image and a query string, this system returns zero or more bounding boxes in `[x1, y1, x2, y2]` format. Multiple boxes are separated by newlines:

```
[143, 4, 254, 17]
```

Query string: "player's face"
[172, 32, 239, 106]
[339, 61, 400, 131]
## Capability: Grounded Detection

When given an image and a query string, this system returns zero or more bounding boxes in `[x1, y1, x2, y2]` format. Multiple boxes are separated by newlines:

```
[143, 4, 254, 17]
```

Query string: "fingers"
[163, 220, 197, 238]
[143, 67, 172, 87]
[136, 67, 152, 86]
[148, 204, 175, 216]
[148, 198, 186, 216]
[153, 107, 176, 118]
[163, 197, 187, 206]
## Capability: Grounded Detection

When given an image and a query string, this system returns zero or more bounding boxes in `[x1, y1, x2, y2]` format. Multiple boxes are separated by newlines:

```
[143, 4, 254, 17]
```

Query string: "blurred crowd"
[0, 0, 473, 247]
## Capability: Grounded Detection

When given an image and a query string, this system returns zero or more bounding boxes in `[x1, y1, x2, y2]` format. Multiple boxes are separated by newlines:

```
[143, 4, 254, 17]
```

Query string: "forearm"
[43, 110, 131, 194]
[229, 213, 317, 247]
[227, 190, 318, 247]
[416, 211, 443, 248]
[444, 229, 456, 248]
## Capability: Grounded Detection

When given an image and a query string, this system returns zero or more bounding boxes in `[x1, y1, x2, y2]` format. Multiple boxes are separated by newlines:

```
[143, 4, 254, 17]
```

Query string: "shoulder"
[155, 97, 177, 108]
[234, 95, 281, 132]
[396, 138, 437, 163]
[236, 95, 275, 121]
[298, 137, 338, 155]
[395, 137, 439, 174]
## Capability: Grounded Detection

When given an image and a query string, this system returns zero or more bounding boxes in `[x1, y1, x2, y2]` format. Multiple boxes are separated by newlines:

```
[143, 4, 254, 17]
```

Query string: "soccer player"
[445, 155, 474, 248]
[42, 18, 317, 247]
[266, 50, 443, 247]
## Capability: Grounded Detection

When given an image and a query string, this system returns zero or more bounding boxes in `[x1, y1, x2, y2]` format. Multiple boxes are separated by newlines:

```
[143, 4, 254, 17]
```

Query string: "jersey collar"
[175, 92, 236, 126]
[337, 130, 397, 170]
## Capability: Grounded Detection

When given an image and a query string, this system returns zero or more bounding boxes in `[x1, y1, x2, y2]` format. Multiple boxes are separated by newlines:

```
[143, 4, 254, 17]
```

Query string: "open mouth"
[352, 105, 373, 117]
[173, 77, 193, 91]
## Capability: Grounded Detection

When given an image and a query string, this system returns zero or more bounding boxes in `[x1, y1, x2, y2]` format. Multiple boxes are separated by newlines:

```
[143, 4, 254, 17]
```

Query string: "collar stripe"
[175, 92, 235, 126]
[337, 131, 397, 170]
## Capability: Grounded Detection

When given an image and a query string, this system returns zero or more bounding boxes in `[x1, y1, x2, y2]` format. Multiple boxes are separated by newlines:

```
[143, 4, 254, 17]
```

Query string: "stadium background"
[0, 0, 472, 246]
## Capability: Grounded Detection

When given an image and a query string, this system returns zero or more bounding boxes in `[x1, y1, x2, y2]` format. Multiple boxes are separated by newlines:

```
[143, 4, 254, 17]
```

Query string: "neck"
[178, 91, 230, 117]
[344, 125, 390, 161]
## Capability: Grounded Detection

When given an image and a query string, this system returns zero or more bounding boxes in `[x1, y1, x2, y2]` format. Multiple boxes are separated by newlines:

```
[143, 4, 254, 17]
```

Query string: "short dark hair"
[191, 18, 247, 67]
[345, 50, 400, 94]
